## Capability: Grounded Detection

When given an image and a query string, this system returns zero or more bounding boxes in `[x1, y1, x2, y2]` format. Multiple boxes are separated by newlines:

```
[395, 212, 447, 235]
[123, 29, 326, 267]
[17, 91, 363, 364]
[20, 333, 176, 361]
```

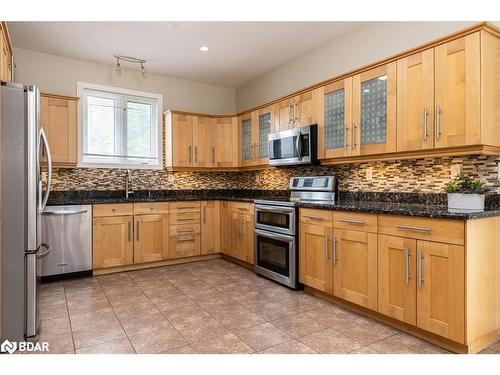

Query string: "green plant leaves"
[445, 175, 485, 194]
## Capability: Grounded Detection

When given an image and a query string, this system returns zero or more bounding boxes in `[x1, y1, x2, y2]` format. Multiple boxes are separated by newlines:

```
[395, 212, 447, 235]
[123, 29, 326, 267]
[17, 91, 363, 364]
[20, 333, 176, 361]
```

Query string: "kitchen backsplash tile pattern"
[49, 155, 500, 194]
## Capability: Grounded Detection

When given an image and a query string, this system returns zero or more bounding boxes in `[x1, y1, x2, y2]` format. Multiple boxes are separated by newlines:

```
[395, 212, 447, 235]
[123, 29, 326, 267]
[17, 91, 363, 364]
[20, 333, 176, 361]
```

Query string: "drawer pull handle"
[303, 215, 324, 221]
[177, 218, 194, 222]
[396, 225, 432, 233]
[177, 237, 195, 243]
[177, 229, 195, 233]
[176, 206, 196, 210]
[338, 218, 364, 225]
[237, 207, 248, 211]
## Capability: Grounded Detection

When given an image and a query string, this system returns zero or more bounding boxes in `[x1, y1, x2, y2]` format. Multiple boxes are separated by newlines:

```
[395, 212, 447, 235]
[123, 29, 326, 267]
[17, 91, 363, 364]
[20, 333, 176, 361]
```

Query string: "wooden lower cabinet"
[169, 234, 201, 259]
[93, 215, 133, 269]
[230, 212, 254, 264]
[133, 214, 169, 263]
[378, 235, 417, 325]
[299, 223, 333, 294]
[220, 201, 233, 256]
[333, 228, 377, 310]
[201, 200, 221, 255]
[416, 241, 465, 343]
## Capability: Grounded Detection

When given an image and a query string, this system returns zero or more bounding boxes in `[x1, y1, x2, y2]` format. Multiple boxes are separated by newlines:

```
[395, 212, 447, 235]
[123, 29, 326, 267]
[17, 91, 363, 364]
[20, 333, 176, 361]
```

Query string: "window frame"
[77, 81, 163, 170]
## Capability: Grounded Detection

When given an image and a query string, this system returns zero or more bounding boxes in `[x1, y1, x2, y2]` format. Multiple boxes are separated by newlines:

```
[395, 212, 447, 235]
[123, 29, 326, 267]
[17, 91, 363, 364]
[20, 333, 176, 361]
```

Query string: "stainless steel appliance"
[254, 176, 338, 289]
[1, 83, 52, 342]
[268, 124, 318, 166]
[41, 205, 92, 279]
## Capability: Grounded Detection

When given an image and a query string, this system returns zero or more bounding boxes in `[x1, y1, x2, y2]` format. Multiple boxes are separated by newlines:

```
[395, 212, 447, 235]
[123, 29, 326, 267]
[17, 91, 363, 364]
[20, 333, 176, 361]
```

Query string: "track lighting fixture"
[113, 55, 147, 79]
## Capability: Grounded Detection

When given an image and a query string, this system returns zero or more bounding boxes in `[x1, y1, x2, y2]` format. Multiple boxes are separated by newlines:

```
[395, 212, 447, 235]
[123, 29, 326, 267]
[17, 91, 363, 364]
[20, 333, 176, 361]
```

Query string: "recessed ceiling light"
[199, 46, 209, 52]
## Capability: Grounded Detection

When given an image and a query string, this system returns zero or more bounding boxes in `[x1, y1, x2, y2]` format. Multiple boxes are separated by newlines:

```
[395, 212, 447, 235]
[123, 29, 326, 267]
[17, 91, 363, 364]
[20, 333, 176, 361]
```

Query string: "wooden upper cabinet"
[274, 90, 319, 131]
[214, 117, 238, 168]
[254, 105, 274, 165]
[416, 241, 465, 343]
[239, 113, 254, 166]
[0, 22, 13, 82]
[397, 50, 435, 152]
[40, 94, 78, 166]
[166, 112, 194, 167]
[133, 214, 169, 263]
[378, 235, 417, 325]
[352, 63, 397, 156]
[194, 116, 214, 168]
[318, 78, 353, 159]
[434, 33, 481, 148]
[93, 215, 133, 269]
[275, 97, 294, 132]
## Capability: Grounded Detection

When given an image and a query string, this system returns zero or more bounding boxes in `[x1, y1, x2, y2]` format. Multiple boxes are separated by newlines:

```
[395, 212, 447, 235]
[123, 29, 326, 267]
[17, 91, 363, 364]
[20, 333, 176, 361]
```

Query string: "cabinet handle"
[294, 102, 298, 122]
[332, 236, 337, 264]
[176, 206, 196, 210]
[303, 214, 324, 221]
[422, 107, 429, 141]
[203, 206, 206, 224]
[194, 146, 198, 163]
[188, 145, 192, 163]
[177, 237, 195, 243]
[212, 146, 216, 164]
[237, 207, 248, 211]
[338, 218, 364, 225]
[136, 221, 140, 241]
[324, 237, 329, 260]
[417, 252, 424, 287]
[177, 217, 194, 222]
[128, 221, 131, 242]
[396, 225, 432, 233]
[435, 105, 441, 140]
[404, 248, 412, 284]
[288, 104, 293, 125]
[351, 123, 357, 149]
[177, 229, 195, 233]
[344, 126, 349, 148]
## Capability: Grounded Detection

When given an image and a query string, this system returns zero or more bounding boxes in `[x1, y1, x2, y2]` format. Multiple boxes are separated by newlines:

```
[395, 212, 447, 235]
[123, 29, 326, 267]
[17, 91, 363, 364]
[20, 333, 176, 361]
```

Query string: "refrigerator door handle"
[39, 127, 52, 213]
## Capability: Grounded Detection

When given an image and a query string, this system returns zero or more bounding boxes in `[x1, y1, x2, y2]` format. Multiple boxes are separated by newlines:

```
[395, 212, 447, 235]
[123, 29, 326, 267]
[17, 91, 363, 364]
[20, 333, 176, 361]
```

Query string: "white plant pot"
[447, 193, 485, 210]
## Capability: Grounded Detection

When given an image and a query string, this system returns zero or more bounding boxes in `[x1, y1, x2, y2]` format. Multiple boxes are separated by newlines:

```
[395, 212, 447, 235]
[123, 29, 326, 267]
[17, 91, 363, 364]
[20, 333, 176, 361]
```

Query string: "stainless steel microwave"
[268, 124, 318, 167]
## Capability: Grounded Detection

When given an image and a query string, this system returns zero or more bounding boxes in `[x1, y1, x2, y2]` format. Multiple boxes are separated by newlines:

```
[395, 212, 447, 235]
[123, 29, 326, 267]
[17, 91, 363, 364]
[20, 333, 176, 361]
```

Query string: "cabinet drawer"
[334, 211, 377, 233]
[133, 202, 169, 215]
[170, 224, 201, 236]
[169, 234, 201, 259]
[378, 215, 464, 245]
[93, 203, 134, 217]
[170, 212, 201, 225]
[169, 201, 201, 212]
[299, 208, 333, 226]
[230, 201, 254, 214]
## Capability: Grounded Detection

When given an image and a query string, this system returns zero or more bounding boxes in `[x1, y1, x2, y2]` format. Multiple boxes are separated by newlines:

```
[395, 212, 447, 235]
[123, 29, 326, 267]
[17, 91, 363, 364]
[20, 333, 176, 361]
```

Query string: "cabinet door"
[353, 62, 397, 155]
[0, 28, 12, 82]
[194, 116, 214, 167]
[416, 241, 465, 343]
[319, 78, 353, 158]
[397, 50, 435, 151]
[292, 90, 318, 128]
[239, 114, 254, 166]
[378, 235, 417, 325]
[169, 234, 201, 259]
[201, 201, 220, 255]
[93, 216, 133, 269]
[220, 201, 233, 256]
[172, 113, 194, 167]
[243, 214, 254, 264]
[434, 33, 480, 148]
[231, 213, 246, 261]
[41, 96, 77, 165]
[299, 223, 333, 294]
[214, 117, 238, 168]
[333, 229, 377, 310]
[275, 98, 294, 131]
[134, 214, 168, 263]
[255, 105, 274, 165]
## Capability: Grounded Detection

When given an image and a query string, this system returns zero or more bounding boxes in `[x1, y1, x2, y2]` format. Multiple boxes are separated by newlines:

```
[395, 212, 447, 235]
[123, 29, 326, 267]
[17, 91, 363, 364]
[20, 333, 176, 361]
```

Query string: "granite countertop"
[47, 189, 500, 220]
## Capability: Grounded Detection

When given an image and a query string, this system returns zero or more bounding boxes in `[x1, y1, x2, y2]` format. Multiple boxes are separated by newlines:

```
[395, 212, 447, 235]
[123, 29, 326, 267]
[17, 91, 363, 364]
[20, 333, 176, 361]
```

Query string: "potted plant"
[445, 175, 486, 210]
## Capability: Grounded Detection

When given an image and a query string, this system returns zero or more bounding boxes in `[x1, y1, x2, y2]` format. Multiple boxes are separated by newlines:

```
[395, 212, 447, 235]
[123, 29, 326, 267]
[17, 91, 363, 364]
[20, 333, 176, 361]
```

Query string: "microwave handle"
[295, 132, 303, 161]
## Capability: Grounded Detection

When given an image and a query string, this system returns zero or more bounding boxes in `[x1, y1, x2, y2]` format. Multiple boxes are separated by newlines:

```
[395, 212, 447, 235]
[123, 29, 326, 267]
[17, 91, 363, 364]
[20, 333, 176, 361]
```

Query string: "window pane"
[127, 101, 153, 158]
[86, 95, 117, 156]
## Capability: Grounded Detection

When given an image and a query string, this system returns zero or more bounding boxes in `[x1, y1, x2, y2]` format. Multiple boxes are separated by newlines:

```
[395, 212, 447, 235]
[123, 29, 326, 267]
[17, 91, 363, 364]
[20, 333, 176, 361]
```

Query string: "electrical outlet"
[167, 174, 174, 182]
[450, 164, 462, 178]
[366, 167, 373, 181]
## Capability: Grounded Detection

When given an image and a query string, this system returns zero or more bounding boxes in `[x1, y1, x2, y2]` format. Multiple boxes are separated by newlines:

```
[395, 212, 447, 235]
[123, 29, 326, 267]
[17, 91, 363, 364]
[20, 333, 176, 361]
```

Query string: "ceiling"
[8, 21, 366, 88]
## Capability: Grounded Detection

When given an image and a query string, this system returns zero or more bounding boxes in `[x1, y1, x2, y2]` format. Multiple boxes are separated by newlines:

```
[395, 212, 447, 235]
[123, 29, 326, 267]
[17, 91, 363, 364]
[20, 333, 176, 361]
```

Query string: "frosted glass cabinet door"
[258, 112, 272, 158]
[353, 63, 397, 155]
[240, 115, 253, 165]
[320, 78, 352, 159]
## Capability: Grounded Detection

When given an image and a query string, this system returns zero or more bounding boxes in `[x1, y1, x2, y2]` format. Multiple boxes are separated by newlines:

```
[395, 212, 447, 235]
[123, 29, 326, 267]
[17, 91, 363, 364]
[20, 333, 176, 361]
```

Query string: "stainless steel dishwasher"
[41, 205, 92, 279]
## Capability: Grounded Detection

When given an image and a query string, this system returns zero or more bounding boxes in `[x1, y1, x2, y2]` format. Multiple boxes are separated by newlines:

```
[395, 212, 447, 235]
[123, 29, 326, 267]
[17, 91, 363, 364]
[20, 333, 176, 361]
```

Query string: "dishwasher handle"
[37, 243, 51, 259]
[43, 209, 88, 216]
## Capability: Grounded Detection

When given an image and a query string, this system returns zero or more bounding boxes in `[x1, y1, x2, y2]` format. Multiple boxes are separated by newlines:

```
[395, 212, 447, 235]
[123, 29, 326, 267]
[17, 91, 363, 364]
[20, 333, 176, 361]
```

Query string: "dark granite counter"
[47, 189, 500, 220]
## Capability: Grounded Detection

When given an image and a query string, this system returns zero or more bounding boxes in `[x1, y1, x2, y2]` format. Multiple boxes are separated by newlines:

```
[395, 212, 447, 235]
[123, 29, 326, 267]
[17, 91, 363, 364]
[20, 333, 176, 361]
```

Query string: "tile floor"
[36, 259, 500, 354]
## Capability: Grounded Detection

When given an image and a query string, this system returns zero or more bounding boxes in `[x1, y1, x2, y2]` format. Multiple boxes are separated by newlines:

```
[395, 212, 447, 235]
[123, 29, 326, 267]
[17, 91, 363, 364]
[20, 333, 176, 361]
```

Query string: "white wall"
[235, 21, 500, 111]
[14, 48, 236, 114]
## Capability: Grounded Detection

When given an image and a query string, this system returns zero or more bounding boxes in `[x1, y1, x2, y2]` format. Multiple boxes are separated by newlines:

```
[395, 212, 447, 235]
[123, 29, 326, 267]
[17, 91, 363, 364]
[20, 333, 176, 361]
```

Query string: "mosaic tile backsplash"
[48, 155, 500, 194]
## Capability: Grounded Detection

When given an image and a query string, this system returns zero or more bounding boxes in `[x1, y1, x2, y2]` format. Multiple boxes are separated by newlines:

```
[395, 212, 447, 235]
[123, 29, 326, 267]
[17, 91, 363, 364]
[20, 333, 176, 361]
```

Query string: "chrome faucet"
[125, 169, 134, 199]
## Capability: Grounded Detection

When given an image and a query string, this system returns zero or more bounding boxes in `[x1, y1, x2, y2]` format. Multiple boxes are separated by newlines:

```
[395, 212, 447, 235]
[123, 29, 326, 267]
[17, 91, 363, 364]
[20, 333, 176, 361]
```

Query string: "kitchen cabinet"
[239, 106, 274, 167]
[133, 214, 169, 263]
[239, 113, 254, 167]
[318, 78, 353, 159]
[40, 93, 78, 167]
[352, 63, 397, 156]
[169, 202, 201, 258]
[165, 112, 194, 167]
[0, 22, 13, 82]
[201, 200, 220, 255]
[230, 212, 254, 264]
[214, 117, 238, 168]
[194, 116, 214, 168]
[220, 201, 233, 256]
[275, 90, 319, 131]
[333, 228, 378, 310]
[93, 215, 133, 269]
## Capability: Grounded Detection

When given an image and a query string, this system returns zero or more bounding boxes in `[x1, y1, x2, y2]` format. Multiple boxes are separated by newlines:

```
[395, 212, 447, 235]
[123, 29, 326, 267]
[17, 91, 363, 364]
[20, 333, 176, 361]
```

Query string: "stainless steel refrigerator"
[1, 82, 52, 342]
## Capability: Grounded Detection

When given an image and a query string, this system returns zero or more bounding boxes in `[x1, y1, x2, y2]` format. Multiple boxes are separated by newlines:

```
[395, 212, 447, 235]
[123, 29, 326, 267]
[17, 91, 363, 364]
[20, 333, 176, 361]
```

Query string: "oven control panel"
[289, 176, 336, 191]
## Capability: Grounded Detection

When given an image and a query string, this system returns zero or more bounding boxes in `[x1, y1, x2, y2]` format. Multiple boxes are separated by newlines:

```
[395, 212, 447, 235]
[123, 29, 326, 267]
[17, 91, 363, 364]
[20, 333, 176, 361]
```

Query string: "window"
[78, 82, 163, 168]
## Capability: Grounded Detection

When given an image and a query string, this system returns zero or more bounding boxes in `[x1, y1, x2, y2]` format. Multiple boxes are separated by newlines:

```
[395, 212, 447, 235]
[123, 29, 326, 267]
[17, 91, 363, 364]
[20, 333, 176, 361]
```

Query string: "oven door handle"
[255, 205, 295, 214]
[254, 229, 294, 243]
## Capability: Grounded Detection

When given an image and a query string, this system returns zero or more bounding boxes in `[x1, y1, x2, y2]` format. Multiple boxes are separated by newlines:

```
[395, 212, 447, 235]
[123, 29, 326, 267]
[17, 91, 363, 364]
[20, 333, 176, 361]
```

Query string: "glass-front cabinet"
[255, 105, 274, 165]
[239, 105, 274, 167]
[352, 63, 397, 155]
[239, 113, 253, 166]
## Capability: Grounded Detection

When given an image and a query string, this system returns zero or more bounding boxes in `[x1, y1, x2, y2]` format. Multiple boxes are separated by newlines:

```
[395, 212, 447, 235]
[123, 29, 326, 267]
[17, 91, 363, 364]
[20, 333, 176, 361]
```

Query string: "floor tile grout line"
[62, 285, 76, 354]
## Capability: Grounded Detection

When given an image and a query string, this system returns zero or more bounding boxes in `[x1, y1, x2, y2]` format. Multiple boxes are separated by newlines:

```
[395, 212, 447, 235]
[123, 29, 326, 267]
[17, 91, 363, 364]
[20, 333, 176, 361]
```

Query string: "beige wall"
[235, 21, 500, 111]
[14, 48, 236, 114]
